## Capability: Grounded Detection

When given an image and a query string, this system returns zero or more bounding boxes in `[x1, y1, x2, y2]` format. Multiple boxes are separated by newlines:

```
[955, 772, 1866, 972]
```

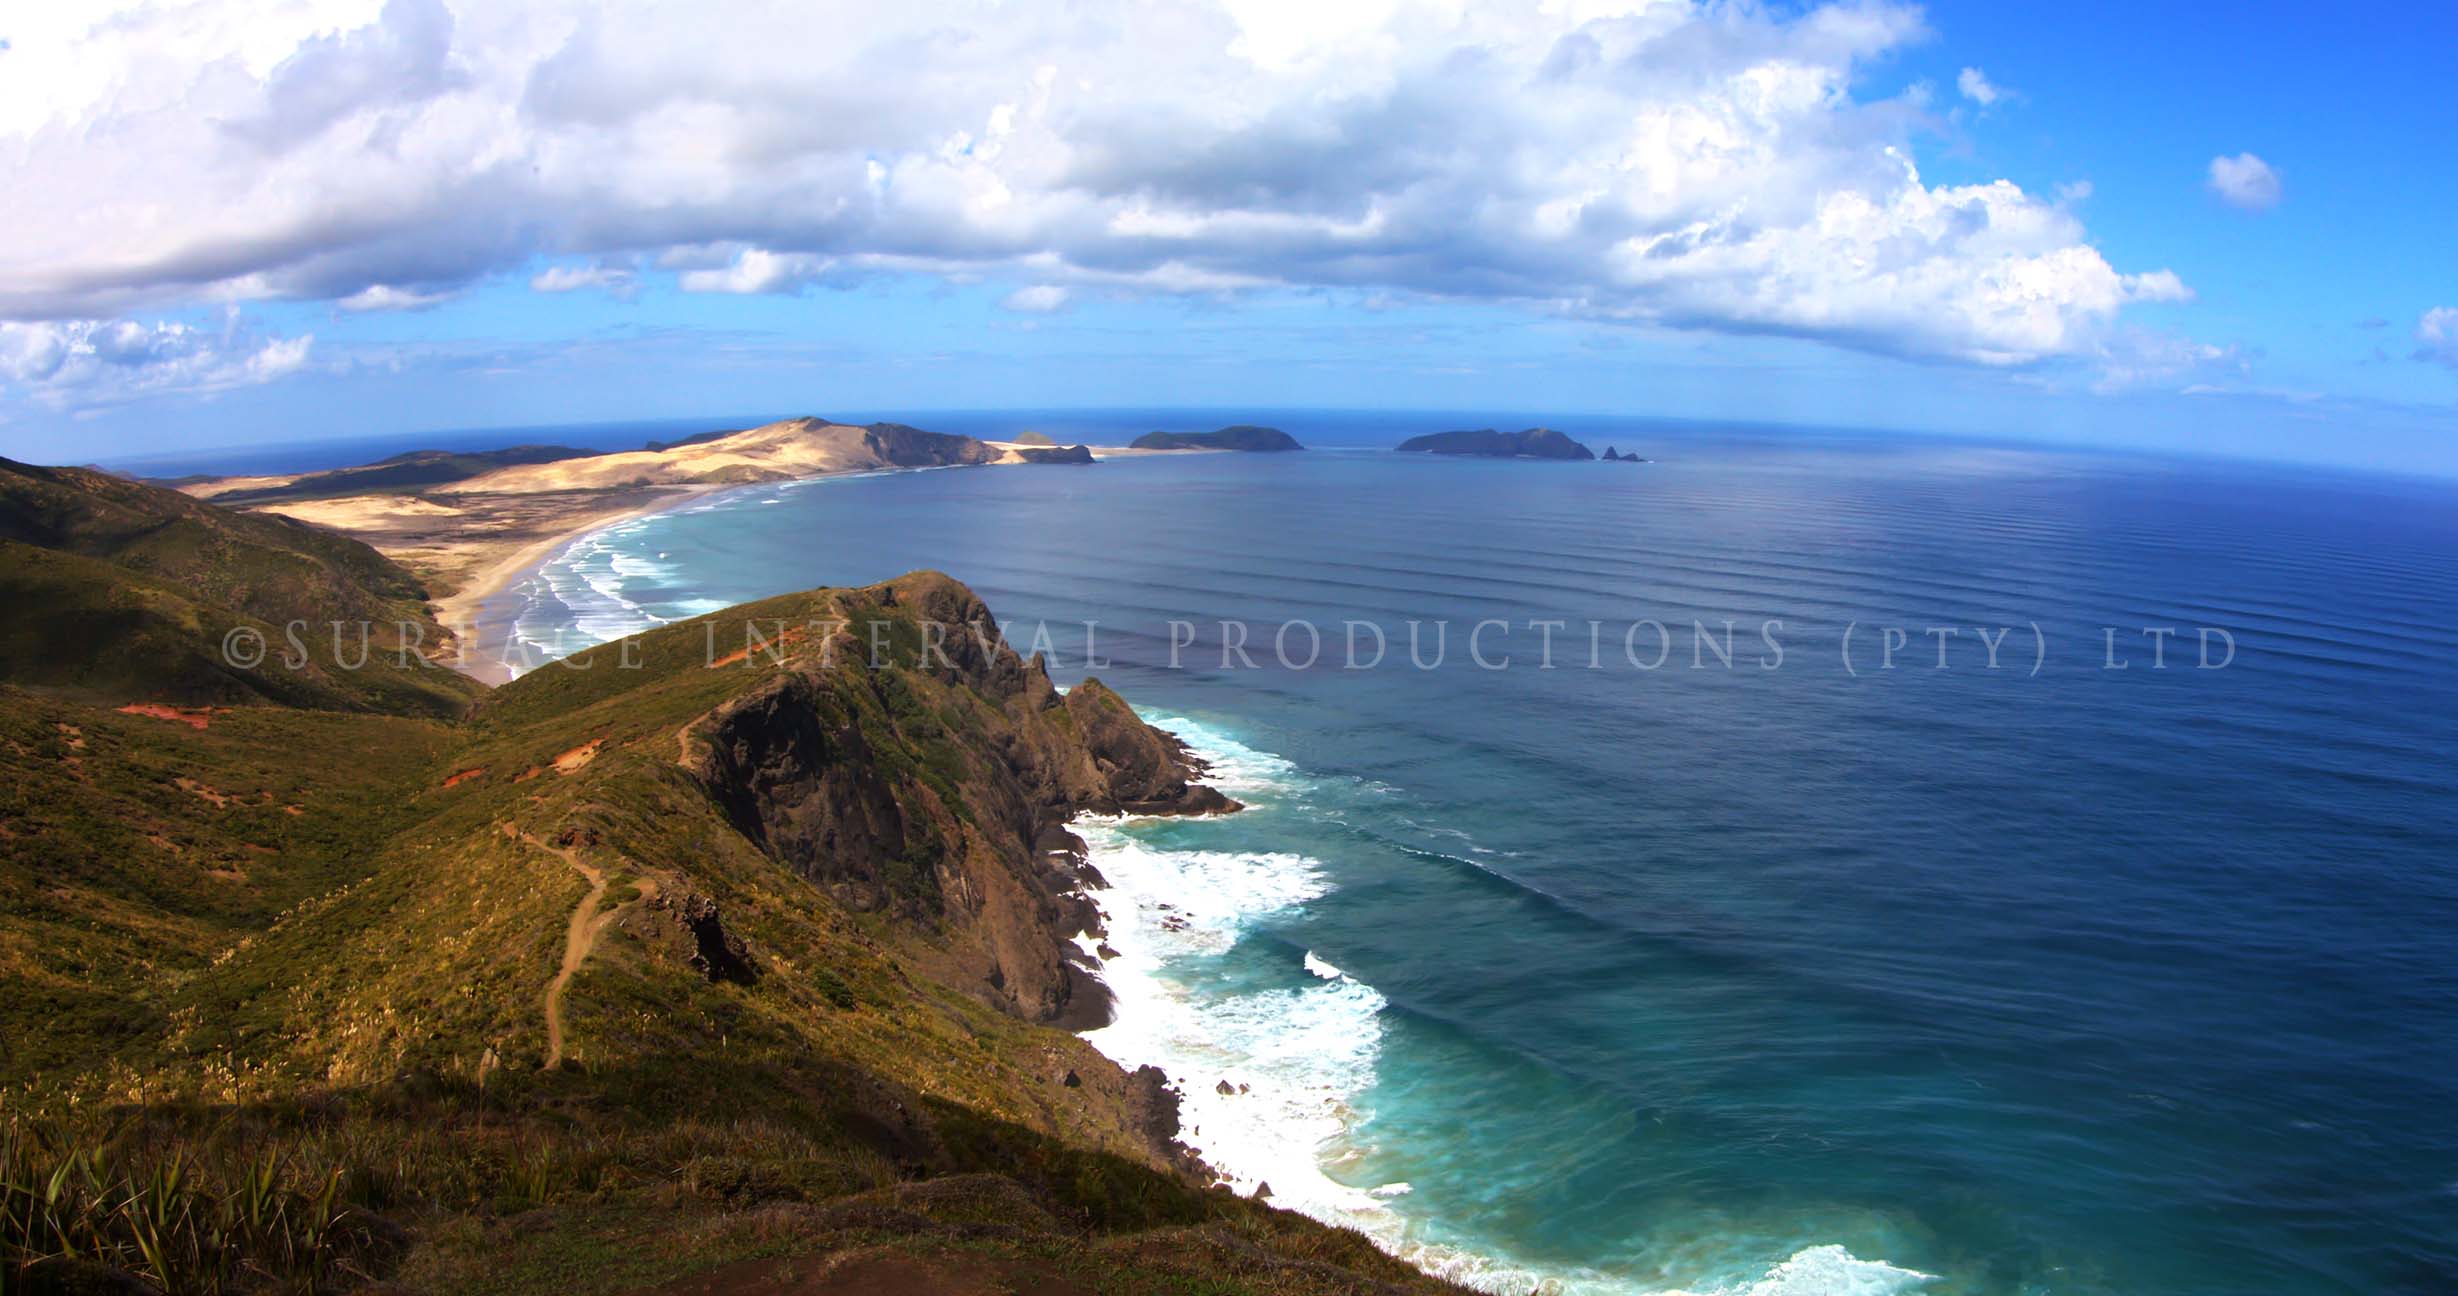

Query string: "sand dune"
[167, 417, 1153, 681]
[460, 417, 977, 492]
[256, 494, 466, 529]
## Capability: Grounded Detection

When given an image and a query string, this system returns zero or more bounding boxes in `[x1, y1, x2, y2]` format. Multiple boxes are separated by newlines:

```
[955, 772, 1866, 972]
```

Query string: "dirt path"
[515, 827, 659, 1069]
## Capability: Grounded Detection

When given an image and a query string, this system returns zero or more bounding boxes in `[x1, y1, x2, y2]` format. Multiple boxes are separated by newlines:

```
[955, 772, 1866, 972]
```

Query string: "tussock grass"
[1, 1117, 374, 1293]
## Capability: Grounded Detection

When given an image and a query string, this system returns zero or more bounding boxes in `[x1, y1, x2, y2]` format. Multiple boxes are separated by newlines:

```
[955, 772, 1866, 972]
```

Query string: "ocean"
[491, 412, 2458, 1295]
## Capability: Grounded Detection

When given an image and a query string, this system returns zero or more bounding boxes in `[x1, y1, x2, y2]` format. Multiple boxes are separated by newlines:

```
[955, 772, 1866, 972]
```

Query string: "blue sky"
[1, 0, 2453, 475]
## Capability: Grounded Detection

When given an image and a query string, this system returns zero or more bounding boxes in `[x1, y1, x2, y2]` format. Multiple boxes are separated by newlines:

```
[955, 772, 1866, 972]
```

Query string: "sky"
[0, 0, 2453, 476]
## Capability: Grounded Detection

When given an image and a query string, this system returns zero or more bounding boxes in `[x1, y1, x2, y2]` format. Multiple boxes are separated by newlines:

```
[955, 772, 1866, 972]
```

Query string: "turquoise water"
[500, 418, 2458, 1295]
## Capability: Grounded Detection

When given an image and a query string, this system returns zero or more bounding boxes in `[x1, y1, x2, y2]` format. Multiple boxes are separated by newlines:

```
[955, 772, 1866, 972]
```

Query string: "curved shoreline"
[433, 484, 725, 685]
[429, 444, 1194, 683]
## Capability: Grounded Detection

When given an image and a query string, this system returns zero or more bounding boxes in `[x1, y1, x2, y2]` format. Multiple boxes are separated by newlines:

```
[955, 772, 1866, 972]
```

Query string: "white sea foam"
[1722, 1246, 1934, 1296]
[505, 518, 706, 673]
[1072, 712, 1938, 1296]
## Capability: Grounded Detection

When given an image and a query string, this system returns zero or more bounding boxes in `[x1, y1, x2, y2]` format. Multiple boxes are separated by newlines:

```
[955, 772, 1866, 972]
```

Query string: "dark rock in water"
[1395, 427, 1596, 460]
[1129, 425, 1305, 452]
[1063, 679, 1244, 815]
[1603, 447, 1623, 461]
[1014, 443, 1095, 464]
[1216, 1078, 1237, 1095]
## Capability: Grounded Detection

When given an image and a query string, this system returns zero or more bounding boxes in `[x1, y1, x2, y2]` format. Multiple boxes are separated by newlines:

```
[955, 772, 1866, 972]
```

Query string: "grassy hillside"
[0, 544, 1465, 1292]
[0, 687, 457, 1088]
[0, 458, 482, 717]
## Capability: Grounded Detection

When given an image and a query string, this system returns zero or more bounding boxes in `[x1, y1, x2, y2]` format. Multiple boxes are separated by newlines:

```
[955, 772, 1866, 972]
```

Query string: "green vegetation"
[0, 458, 481, 717]
[0, 466, 1461, 1295]
[1, 1118, 379, 1294]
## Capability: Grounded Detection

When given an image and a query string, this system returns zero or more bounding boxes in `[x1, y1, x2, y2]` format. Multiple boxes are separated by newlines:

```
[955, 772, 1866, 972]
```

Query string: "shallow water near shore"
[506, 416, 2458, 1295]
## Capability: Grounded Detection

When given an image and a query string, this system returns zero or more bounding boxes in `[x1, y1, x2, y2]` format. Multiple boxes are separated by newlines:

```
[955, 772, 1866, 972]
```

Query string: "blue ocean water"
[503, 415, 2458, 1295]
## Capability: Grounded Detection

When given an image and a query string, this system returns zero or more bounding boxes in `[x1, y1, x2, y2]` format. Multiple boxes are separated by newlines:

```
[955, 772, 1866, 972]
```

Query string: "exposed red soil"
[707, 625, 809, 669]
[116, 703, 216, 730]
[174, 777, 232, 808]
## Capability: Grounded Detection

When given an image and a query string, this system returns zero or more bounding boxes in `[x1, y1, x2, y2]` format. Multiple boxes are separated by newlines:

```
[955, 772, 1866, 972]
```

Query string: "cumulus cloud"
[0, 317, 314, 408]
[1002, 284, 1070, 312]
[672, 249, 839, 295]
[338, 284, 454, 311]
[2208, 153, 2282, 211]
[529, 263, 636, 295]
[0, 0, 2187, 367]
[1956, 67, 2007, 106]
[2416, 307, 2458, 368]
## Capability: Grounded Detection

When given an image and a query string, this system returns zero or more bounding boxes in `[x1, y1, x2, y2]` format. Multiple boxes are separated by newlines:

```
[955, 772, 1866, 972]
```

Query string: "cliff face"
[859, 422, 1005, 467]
[684, 575, 1233, 1022]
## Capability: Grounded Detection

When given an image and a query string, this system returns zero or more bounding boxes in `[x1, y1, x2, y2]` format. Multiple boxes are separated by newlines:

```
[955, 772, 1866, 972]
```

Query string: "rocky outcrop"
[682, 573, 1235, 1024]
[665, 891, 758, 984]
[1129, 426, 1304, 452]
[861, 422, 1004, 467]
[1395, 427, 1595, 460]
[1013, 444, 1095, 464]
[1061, 680, 1239, 814]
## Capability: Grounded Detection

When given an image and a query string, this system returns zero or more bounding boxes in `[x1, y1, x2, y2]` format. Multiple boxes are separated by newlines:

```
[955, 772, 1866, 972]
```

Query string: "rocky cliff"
[682, 574, 1232, 1022]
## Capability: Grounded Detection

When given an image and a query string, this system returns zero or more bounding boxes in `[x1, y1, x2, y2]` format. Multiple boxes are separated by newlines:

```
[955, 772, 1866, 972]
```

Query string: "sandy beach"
[422, 445, 1205, 681]
[426, 484, 726, 684]
[196, 419, 1239, 687]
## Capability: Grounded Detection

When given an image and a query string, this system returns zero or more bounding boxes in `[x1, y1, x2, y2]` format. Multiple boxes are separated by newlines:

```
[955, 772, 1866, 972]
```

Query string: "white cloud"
[529, 262, 635, 294]
[1002, 284, 1069, 312]
[2207, 153, 2282, 211]
[0, 317, 314, 408]
[2416, 307, 2458, 368]
[674, 249, 838, 295]
[2084, 328, 2237, 394]
[337, 284, 453, 311]
[0, 0, 2186, 367]
[1956, 67, 2007, 106]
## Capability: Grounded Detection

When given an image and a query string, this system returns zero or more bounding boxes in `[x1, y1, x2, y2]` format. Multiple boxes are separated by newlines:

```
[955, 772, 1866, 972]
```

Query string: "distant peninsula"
[1395, 427, 1596, 460]
[1129, 425, 1305, 452]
